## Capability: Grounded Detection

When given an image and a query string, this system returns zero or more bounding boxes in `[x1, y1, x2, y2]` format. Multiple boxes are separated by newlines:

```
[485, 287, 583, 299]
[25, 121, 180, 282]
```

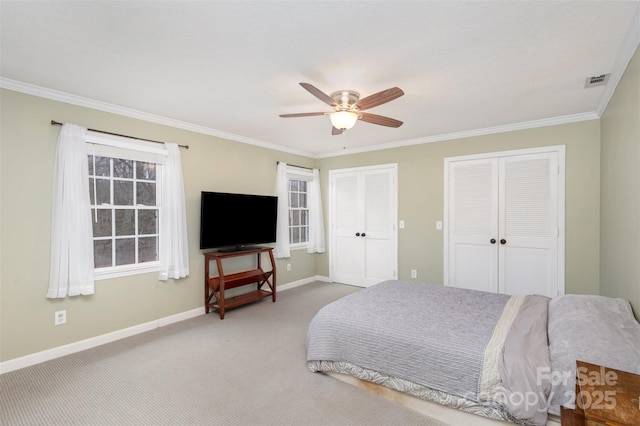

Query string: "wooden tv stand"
[203, 247, 276, 319]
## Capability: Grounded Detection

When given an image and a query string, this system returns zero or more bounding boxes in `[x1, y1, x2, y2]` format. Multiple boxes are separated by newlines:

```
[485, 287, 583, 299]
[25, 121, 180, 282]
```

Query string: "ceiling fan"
[280, 82, 404, 135]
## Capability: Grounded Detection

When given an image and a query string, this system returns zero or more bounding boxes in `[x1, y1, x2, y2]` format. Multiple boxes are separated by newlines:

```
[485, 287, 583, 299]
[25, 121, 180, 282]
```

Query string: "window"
[274, 163, 324, 258]
[288, 178, 309, 246]
[88, 153, 162, 278]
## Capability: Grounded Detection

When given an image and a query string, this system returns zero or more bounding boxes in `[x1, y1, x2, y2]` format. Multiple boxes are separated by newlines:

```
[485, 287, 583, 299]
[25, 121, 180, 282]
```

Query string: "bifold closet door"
[330, 165, 397, 287]
[446, 150, 560, 297]
[331, 171, 363, 286]
[447, 158, 499, 293]
[499, 153, 558, 297]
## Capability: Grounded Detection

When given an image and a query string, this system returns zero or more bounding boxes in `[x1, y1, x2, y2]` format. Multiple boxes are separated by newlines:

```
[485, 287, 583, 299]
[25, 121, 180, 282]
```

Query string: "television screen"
[199, 191, 278, 251]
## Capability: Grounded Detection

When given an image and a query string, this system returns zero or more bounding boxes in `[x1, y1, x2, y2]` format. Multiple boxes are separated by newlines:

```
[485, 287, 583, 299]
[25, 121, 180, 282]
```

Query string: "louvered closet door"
[446, 148, 562, 297]
[499, 153, 558, 297]
[361, 169, 396, 286]
[448, 159, 499, 293]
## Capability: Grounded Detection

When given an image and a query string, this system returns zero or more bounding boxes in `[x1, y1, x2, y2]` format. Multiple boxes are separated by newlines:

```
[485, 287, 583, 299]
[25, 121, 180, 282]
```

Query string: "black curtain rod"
[277, 161, 317, 171]
[50, 120, 189, 149]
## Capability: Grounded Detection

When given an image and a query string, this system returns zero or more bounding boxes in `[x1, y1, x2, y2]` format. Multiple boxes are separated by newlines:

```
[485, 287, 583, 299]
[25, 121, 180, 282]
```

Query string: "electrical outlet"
[286, 263, 291, 272]
[411, 269, 417, 279]
[54, 310, 67, 325]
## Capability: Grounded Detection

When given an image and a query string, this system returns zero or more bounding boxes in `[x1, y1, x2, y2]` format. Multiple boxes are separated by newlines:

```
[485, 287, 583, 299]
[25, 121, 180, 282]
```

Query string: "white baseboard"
[277, 275, 330, 291]
[0, 276, 330, 375]
[0, 307, 203, 375]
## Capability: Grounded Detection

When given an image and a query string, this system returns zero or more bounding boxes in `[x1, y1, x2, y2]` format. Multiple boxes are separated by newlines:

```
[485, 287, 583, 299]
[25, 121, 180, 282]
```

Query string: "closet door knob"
[355, 232, 360, 237]
[500, 239, 507, 245]
[490, 239, 496, 244]
[361, 233, 366, 237]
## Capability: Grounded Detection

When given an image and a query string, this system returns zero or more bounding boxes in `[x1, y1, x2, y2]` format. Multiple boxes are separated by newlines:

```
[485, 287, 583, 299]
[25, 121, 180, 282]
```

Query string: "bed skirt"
[308, 360, 527, 425]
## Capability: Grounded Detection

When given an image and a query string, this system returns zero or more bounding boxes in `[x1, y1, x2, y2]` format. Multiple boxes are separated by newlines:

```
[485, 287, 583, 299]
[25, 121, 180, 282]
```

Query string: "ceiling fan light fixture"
[330, 111, 358, 130]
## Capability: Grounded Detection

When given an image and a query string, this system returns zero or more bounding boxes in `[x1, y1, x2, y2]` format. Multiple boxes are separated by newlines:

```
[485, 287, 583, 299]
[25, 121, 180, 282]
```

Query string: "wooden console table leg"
[269, 249, 276, 302]
[216, 257, 225, 320]
[204, 255, 210, 314]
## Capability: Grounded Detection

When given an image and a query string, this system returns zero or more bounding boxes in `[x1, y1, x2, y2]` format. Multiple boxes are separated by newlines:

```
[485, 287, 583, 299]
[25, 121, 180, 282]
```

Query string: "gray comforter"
[307, 280, 551, 425]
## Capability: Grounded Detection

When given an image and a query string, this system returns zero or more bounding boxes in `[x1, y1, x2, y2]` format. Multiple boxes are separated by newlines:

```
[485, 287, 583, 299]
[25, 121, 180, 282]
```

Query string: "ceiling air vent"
[584, 73, 610, 88]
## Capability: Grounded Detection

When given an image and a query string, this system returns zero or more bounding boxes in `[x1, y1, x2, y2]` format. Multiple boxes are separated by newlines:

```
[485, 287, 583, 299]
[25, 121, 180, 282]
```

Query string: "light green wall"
[0, 89, 316, 362]
[0, 78, 616, 364]
[317, 120, 602, 296]
[600, 44, 640, 319]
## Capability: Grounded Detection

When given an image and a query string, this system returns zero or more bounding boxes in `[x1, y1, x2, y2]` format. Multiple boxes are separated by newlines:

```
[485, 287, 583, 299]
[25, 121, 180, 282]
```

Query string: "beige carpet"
[0, 282, 448, 425]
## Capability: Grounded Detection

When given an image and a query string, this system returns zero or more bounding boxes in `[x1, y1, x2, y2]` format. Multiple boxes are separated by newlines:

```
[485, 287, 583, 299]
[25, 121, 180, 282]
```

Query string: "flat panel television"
[199, 191, 278, 251]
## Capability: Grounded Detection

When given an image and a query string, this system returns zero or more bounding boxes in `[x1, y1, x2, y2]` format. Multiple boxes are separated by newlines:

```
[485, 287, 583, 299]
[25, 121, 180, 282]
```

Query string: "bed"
[306, 280, 640, 426]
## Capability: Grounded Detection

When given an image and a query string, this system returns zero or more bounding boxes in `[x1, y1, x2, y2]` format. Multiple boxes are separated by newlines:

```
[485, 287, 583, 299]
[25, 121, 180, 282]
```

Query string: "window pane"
[93, 178, 111, 205]
[301, 209, 309, 226]
[115, 209, 135, 236]
[94, 156, 111, 177]
[137, 162, 156, 181]
[290, 192, 298, 208]
[113, 158, 133, 179]
[92, 209, 112, 237]
[138, 237, 157, 263]
[114, 181, 133, 205]
[88, 156, 94, 175]
[138, 210, 158, 235]
[94, 240, 112, 268]
[291, 210, 300, 226]
[291, 227, 300, 244]
[115, 238, 135, 266]
[300, 193, 307, 208]
[289, 180, 298, 191]
[299, 180, 307, 192]
[89, 178, 94, 201]
[301, 226, 308, 243]
[136, 182, 156, 206]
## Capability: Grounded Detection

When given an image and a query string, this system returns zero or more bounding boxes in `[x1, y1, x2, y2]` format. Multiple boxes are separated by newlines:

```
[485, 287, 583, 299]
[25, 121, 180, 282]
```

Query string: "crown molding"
[0, 77, 314, 158]
[317, 112, 599, 158]
[1, 77, 601, 160]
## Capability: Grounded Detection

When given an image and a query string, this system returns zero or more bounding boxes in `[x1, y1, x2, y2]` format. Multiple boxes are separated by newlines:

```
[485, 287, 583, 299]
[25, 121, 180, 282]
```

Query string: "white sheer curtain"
[159, 143, 189, 280]
[47, 124, 95, 298]
[307, 168, 325, 254]
[274, 161, 291, 258]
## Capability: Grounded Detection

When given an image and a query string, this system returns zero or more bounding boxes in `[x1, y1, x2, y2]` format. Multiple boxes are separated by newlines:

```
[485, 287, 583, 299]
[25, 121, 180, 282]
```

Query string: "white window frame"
[287, 167, 314, 251]
[85, 131, 168, 280]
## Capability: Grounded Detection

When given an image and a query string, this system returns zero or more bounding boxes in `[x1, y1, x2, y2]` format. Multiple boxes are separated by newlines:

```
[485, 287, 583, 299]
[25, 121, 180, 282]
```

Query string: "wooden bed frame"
[325, 371, 562, 426]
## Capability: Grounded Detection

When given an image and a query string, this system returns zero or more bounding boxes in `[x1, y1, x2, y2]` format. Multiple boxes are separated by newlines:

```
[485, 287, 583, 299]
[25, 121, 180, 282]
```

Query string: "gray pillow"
[546, 294, 640, 415]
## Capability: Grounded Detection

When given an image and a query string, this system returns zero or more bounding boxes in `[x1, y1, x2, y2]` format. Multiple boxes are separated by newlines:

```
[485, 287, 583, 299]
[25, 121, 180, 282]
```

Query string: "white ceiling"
[1, 1, 639, 157]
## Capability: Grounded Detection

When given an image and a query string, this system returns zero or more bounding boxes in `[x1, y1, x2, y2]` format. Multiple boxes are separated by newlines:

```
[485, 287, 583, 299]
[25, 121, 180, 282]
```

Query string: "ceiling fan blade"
[300, 83, 337, 107]
[279, 112, 327, 118]
[359, 113, 403, 128]
[356, 87, 404, 111]
[332, 126, 343, 136]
